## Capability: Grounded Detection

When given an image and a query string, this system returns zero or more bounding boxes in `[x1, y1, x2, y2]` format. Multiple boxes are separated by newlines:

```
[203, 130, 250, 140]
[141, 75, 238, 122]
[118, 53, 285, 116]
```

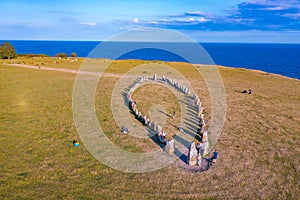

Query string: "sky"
[0, 0, 300, 43]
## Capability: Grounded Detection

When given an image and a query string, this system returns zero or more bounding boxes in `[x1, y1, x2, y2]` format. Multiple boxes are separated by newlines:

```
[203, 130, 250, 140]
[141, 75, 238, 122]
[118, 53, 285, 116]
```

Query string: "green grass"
[0, 58, 299, 199]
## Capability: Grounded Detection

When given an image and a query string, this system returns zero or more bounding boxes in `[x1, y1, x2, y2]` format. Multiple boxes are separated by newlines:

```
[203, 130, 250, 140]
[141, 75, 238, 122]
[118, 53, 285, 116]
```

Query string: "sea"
[1, 40, 300, 80]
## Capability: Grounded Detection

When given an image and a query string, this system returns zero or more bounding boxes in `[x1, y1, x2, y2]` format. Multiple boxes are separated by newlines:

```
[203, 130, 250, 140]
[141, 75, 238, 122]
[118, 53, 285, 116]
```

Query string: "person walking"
[172, 111, 176, 119]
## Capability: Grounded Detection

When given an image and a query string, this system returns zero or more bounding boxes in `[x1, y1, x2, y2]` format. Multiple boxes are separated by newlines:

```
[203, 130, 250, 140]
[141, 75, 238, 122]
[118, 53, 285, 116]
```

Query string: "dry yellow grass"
[0, 58, 299, 199]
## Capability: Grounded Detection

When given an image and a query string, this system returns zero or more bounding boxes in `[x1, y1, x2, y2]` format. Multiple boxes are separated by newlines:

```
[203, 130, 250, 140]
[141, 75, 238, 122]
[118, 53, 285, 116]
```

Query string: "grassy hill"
[0, 57, 299, 199]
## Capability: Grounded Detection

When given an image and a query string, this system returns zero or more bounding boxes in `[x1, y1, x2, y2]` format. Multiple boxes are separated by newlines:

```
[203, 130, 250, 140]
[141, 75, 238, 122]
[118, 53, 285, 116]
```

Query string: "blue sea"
[1, 40, 300, 80]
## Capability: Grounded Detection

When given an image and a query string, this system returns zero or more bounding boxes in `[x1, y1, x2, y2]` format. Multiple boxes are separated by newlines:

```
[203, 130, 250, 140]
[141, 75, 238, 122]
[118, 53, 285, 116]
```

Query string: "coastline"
[1, 40, 299, 80]
[214, 65, 300, 82]
[2, 57, 299, 81]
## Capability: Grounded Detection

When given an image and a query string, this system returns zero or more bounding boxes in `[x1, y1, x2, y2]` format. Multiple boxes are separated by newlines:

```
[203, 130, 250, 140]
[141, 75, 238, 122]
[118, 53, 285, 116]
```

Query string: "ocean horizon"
[1, 40, 300, 80]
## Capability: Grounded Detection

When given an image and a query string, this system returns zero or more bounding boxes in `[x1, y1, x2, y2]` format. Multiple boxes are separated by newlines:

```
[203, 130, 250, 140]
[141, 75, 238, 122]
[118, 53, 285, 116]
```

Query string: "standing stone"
[203, 140, 209, 155]
[202, 131, 208, 141]
[164, 139, 175, 153]
[151, 121, 155, 131]
[147, 119, 151, 128]
[153, 74, 157, 81]
[127, 93, 131, 101]
[188, 142, 198, 166]
[197, 154, 202, 166]
[202, 131, 209, 155]
[132, 103, 135, 110]
[156, 124, 162, 134]
[198, 106, 202, 117]
[200, 114, 204, 119]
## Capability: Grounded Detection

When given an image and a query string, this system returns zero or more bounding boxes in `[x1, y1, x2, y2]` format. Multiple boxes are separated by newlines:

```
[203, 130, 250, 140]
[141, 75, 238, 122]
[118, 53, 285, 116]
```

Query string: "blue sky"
[0, 0, 300, 43]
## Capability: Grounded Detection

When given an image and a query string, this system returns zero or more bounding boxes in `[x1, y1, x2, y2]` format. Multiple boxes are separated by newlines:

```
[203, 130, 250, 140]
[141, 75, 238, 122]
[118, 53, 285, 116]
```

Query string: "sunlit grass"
[0, 58, 299, 199]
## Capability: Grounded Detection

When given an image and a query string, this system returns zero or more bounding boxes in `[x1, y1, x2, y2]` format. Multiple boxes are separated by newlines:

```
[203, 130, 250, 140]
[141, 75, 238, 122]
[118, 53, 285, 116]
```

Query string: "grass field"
[0, 58, 299, 199]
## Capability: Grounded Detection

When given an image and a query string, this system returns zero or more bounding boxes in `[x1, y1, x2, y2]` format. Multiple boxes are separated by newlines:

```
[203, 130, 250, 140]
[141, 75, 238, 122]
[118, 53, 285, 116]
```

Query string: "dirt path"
[4, 63, 126, 78]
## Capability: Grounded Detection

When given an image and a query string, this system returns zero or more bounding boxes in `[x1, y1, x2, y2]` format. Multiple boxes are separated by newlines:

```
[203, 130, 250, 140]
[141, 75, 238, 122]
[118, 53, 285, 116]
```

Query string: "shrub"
[71, 52, 77, 58]
[55, 53, 68, 58]
[0, 42, 17, 59]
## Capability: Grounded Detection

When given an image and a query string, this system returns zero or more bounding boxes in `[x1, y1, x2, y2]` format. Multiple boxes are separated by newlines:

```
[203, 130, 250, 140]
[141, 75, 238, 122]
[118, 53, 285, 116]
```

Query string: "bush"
[18, 53, 50, 58]
[55, 53, 68, 58]
[0, 42, 17, 59]
[71, 52, 77, 58]
[36, 54, 50, 57]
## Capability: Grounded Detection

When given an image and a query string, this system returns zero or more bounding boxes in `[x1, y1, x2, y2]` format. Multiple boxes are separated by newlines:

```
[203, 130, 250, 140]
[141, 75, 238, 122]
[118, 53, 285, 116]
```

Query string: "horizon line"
[1, 39, 300, 45]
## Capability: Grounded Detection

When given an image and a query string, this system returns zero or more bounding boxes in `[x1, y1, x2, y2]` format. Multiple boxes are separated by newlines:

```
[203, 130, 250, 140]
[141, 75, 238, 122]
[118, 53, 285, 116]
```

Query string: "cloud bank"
[120, 0, 300, 32]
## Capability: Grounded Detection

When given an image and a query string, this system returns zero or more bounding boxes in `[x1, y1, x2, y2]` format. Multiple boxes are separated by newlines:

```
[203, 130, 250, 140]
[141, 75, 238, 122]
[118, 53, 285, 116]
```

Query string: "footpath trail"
[5, 63, 126, 78]
[4, 63, 211, 172]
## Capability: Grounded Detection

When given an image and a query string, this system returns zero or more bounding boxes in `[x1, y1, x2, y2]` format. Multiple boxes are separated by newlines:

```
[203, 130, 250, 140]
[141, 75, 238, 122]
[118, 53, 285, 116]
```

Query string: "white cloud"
[262, 6, 285, 10]
[148, 20, 158, 25]
[198, 17, 208, 22]
[185, 11, 207, 16]
[246, 0, 300, 10]
[283, 13, 300, 19]
[133, 18, 139, 23]
[80, 22, 97, 26]
[117, 0, 300, 32]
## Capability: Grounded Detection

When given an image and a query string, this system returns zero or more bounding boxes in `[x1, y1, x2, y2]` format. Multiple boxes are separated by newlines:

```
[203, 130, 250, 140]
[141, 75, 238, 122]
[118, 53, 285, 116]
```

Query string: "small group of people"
[211, 149, 219, 161]
[242, 88, 253, 94]
[205, 149, 219, 169]
[196, 141, 204, 155]
[158, 129, 168, 143]
[72, 140, 80, 147]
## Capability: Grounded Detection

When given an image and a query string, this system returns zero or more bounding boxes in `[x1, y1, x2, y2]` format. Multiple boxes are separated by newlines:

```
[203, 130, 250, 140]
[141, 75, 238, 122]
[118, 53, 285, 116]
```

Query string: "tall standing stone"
[164, 139, 175, 153]
[202, 131, 209, 155]
[188, 142, 198, 166]
[156, 124, 162, 134]
[153, 74, 157, 81]
[197, 154, 202, 166]
[151, 121, 155, 131]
